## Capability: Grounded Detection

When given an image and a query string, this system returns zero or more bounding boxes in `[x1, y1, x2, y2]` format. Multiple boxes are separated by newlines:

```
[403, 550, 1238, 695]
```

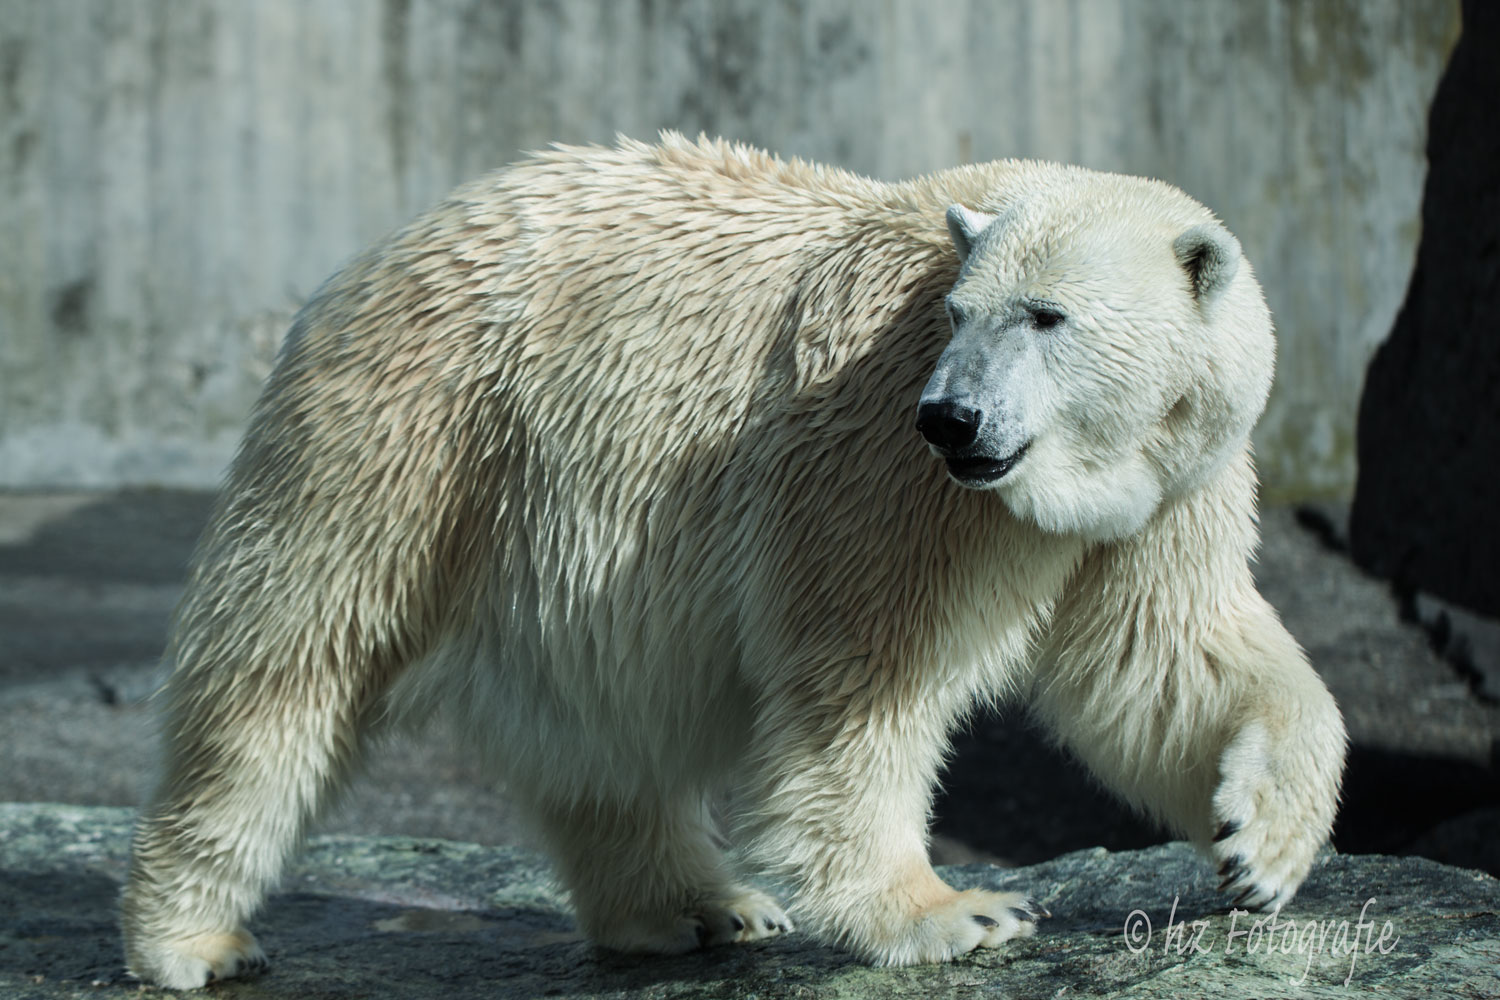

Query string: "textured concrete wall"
[0, 0, 1458, 494]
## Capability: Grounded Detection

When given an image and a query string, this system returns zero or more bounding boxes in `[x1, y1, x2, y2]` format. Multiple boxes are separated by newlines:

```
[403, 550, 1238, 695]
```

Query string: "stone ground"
[1, 490, 1497, 995]
[3, 804, 1497, 999]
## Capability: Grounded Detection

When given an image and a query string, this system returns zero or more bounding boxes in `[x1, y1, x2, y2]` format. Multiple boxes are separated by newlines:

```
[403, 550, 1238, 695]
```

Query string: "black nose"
[915, 400, 982, 450]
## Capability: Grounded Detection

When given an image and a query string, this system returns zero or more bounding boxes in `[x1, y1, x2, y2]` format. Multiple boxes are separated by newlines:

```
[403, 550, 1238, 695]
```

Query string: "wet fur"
[122, 135, 1345, 986]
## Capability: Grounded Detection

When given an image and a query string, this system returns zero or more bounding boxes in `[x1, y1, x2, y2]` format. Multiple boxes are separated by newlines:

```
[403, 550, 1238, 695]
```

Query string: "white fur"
[121, 135, 1345, 987]
[927, 174, 1273, 540]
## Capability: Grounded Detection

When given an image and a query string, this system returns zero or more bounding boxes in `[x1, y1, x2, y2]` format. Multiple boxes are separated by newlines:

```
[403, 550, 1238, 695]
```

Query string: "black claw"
[1220, 868, 1249, 894]
[1232, 885, 1257, 908]
[695, 920, 710, 947]
[1014, 896, 1051, 920]
[1220, 867, 1250, 893]
[1245, 890, 1276, 913]
[730, 914, 745, 932]
[1218, 857, 1248, 893]
[1006, 907, 1036, 924]
[973, 914, 999, 929]
[763, 917, 777, 932]
[1214, 820, 1242, 843]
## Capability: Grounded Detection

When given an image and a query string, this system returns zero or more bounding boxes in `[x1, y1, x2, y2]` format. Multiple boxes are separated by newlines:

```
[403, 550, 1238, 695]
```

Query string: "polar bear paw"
[692, 887, 794, 947]
[872, 889, 1049, 966]
[126, 927, 268, 990]
[1210, 722, 1332, 912]
[595, 887, 793, 954]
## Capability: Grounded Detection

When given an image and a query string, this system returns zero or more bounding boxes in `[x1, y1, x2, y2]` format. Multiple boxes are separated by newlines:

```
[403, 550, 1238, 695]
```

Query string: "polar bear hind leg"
[530, 791, 792, 952]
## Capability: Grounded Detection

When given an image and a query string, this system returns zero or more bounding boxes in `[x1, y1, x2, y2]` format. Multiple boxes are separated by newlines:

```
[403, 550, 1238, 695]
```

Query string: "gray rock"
[3, 804, 1496, 999]
[1413, 591, 1500, 702]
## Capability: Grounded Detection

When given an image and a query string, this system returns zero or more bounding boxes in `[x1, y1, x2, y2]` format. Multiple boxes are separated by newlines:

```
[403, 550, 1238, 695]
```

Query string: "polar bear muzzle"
[914, 400, 981, 450]
[914, 398, 1032, 486]
[942, 441, 1031, 485]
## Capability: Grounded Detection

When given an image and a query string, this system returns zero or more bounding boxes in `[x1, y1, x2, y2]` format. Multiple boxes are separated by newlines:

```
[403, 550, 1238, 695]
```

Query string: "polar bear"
[121, 134, 1345, 987]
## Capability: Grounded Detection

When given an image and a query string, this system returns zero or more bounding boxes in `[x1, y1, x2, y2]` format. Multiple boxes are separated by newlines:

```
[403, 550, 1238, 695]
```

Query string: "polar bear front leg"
[1031, 584, 1345, 916]
[1028, 455, 1346, 916]
[1206, 616, 1346, 911]
[738, 675, 1049, 965]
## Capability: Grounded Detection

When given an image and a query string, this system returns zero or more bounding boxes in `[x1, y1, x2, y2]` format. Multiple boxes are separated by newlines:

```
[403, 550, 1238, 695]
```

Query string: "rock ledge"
[2, 803, 1495, 998]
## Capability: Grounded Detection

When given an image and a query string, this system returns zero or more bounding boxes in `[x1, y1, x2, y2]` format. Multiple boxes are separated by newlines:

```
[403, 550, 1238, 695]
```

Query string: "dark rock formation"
[1351, 0, 1500, 619]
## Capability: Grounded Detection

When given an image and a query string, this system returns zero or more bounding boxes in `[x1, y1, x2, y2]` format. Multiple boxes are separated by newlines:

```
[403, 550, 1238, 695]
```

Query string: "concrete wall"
[0, 0, 1458, 495]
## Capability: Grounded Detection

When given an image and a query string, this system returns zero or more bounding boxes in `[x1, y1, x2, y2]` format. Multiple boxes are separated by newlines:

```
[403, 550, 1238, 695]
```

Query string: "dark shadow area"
[0, 870, 124, 985]
[0, 490, 212, 586]
[935, 717, 1500, 877]
[0, 490, 214, 681]
[1332, 743, 1500, 865]
[933, 710, 1167, 865]
[1350, 0, 1500, 620]
[0, 865, 847, 998]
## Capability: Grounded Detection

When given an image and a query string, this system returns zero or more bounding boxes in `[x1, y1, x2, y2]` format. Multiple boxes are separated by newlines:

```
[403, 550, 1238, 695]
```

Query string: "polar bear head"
[915, 168, 1275, 541]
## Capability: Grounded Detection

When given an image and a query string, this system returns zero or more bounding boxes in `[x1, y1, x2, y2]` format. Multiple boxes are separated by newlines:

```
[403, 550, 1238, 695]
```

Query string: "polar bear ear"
[1173, 223, 1241, 305]
[946, 205, 998, 264]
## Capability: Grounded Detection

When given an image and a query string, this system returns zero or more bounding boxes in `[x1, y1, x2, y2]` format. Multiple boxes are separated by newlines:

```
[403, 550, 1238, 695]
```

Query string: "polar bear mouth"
[945, 442, 1031, 486]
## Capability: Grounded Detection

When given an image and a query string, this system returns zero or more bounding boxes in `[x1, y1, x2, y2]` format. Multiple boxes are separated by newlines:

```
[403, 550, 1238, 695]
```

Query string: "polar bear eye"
[945, 297, 966, 326]
[1031, 308, 1066, 330]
